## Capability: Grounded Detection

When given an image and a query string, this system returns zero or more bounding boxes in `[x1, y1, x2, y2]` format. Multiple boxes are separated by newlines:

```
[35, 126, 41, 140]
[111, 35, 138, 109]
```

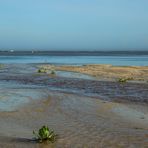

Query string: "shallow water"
[0, 64, 148, 103]
[54, 71, 96, 80]
[0, 55, 148, 66]
[0, 81, 47, 111]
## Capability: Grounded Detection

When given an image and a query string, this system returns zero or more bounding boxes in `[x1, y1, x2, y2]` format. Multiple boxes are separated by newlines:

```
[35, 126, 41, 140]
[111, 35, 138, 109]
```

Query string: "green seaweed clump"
[38, 68, 47, 73]
[50, 70, 56, 75]
[118, 77, 134, 83]
[118, 78, 128, 83]
[33, 125, 57, 143]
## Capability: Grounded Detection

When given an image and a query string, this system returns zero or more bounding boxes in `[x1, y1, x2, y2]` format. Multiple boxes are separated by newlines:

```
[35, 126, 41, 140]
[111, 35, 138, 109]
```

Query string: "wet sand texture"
[0, 64, 147, 148]
[40, 64, 148, 81]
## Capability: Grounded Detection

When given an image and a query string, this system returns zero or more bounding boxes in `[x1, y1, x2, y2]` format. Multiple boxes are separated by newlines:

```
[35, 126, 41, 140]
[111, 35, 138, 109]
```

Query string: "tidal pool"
[54, 70, 97, 80]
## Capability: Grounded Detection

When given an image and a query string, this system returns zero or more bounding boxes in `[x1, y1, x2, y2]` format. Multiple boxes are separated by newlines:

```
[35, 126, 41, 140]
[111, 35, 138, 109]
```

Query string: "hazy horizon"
[0, 48, 148, 51]
[0, 0, 148, 51]
[1, 49, 148, 52]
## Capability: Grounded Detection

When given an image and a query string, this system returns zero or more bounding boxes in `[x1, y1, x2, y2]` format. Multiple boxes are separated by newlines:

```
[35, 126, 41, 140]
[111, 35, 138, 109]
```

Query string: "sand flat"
[0, 91, 148, 148]
[0, 64, 147, 147]
[41, 64, 148, 81]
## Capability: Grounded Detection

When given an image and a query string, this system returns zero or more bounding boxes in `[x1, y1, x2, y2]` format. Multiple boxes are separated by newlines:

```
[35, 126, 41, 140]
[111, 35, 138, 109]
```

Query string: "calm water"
[0, 55, 148, 66]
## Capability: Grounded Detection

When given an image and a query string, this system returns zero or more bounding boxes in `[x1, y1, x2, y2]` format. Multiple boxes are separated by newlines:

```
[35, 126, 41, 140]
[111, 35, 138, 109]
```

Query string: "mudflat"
[44, 64, 148, 81]
[0, 64, 148, 148]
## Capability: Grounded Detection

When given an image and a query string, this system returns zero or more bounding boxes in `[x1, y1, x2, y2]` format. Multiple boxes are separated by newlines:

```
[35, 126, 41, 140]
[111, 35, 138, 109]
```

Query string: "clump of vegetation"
[118, 78, 127, 83]
[50, 70, 56, 75]
[33, 125, 57, 143]
[38, 68, 47, 73]
[118, 77, 134, 83]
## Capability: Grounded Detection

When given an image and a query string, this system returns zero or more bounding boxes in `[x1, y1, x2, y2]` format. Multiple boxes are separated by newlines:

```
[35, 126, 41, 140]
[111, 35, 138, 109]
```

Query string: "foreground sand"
[0, 64, 147, 148]
[0, 91, 148, 148]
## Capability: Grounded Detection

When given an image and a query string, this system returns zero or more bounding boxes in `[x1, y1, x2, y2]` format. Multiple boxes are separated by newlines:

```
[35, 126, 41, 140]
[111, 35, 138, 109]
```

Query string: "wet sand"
[41, 64, 148, 82]
[0, 64, 148, 148]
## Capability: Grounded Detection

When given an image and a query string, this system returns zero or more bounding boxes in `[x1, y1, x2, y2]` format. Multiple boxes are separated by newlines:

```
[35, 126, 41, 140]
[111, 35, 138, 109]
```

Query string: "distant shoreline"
[0, 50, 148, 56]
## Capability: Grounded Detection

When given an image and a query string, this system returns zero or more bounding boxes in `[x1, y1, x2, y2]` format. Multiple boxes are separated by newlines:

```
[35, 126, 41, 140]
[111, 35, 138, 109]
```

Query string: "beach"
[1, 0, 148, 146]
[0, 63, 148, 147]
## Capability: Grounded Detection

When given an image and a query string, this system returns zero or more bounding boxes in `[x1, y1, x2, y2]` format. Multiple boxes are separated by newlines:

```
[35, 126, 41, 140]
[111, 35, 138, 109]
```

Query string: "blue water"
[0, 55, 148, 66]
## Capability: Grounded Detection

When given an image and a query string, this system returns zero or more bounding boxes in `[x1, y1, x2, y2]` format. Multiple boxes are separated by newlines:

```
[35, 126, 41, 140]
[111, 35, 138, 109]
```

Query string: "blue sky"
[0, 0, 148, 50]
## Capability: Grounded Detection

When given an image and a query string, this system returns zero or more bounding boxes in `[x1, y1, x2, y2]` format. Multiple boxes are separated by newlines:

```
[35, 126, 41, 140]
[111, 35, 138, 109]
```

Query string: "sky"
[0, 0, 148, 51]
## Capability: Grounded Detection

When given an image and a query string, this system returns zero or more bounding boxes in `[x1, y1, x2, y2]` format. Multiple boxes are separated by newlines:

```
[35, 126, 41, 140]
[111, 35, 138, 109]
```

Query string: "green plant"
[38, 68, 47, 73]
[118, 77, 134, 83]
[50, 70, 56, 75]
[33, 125, 57, 143]
[118, 78, 127, 83]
